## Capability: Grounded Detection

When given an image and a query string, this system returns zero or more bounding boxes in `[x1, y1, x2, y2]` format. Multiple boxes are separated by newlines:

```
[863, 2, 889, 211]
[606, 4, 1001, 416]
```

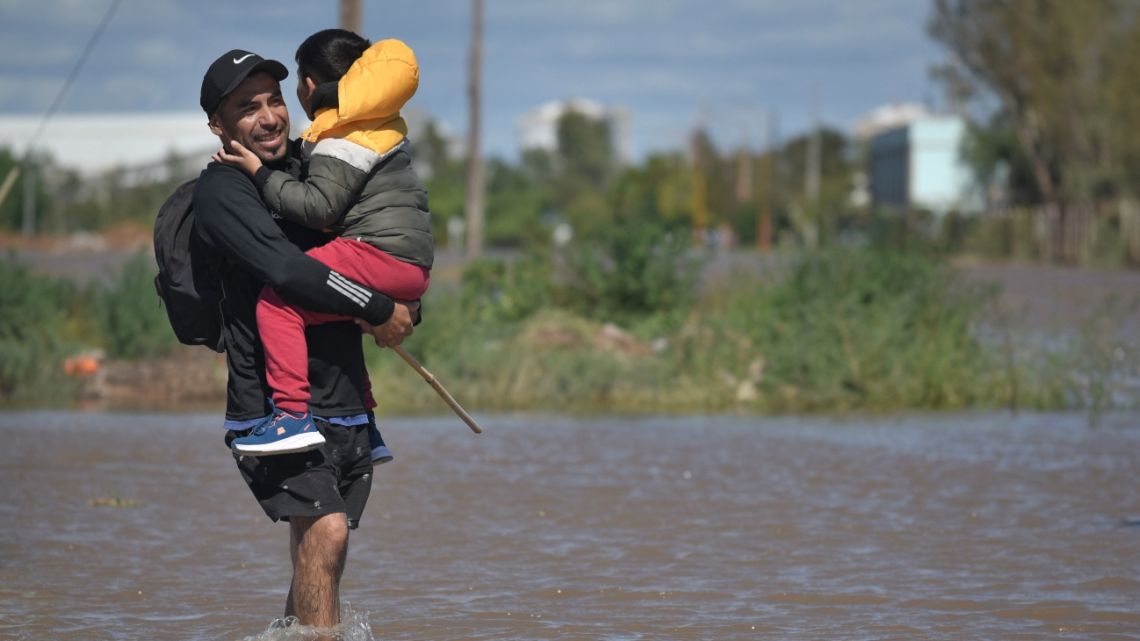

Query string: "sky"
[0, 0, 948, 169]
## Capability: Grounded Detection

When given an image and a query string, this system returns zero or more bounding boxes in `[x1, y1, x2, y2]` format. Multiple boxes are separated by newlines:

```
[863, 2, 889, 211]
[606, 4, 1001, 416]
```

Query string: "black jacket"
[193, 152, 394, 422]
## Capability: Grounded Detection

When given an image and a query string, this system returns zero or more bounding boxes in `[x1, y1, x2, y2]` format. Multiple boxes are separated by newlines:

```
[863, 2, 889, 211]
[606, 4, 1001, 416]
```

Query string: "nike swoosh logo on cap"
[233, 53, 255, 64]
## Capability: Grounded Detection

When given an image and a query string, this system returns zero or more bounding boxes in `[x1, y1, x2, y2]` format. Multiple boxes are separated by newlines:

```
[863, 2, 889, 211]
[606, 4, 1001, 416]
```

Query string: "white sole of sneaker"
[371, 446, 394, 464]
[232, 432, 326, 456]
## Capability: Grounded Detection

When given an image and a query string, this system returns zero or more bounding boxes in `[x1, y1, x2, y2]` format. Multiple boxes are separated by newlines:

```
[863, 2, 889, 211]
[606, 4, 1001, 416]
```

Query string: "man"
[193, 49, 415, 632]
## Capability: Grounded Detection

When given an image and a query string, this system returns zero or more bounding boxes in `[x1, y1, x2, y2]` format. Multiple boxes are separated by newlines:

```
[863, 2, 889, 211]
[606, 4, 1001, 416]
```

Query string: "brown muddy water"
[1, 412, 1139, 640]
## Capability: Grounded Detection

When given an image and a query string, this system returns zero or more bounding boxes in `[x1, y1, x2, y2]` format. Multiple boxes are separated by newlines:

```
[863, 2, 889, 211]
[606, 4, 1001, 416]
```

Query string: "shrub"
[0, 260, 80, 402]
[91, 252, 179, 359]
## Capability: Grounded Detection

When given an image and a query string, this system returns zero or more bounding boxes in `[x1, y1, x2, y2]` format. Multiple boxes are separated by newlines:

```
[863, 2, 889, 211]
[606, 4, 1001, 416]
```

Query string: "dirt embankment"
[71, 348, 228, 411]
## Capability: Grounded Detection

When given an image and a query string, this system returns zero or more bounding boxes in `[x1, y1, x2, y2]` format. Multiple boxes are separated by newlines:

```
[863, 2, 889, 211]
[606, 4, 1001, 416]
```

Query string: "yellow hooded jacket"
[300, 38, 418, 155]
[257, 37, 433, 268]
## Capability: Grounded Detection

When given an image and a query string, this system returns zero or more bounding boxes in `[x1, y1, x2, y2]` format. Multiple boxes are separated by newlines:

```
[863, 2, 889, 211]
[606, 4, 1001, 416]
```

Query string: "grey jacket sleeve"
[255, 138, 393, 230]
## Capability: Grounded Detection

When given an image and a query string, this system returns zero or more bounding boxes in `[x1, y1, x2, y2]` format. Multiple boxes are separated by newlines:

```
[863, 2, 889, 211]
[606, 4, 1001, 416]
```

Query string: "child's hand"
[211, 141, 264, 177]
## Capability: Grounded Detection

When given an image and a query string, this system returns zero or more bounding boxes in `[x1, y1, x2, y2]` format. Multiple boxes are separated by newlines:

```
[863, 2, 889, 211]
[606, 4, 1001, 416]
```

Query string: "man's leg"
[286, 512, 349, 630]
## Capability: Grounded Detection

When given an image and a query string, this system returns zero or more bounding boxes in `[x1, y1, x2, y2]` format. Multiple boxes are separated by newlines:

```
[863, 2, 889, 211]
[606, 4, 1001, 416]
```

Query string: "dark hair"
[295, 29, 371, 85]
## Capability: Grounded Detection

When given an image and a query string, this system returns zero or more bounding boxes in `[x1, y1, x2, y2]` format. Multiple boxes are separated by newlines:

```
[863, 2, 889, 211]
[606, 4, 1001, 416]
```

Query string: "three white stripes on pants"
[326, 271, 371, 308]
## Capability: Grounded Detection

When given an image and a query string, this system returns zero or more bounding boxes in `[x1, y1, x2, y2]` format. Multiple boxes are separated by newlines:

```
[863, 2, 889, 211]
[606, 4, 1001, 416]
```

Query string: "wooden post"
[339, 0, 362, 33]
[757, 110, 776, 252]
[21, 163, 35, 236]
[690, 129, 708, 243]
[464, 0, 486, 259]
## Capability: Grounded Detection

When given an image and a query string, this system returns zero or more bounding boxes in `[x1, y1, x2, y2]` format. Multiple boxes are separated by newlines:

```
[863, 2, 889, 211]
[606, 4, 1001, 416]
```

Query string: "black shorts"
[225, 419, 373, 529]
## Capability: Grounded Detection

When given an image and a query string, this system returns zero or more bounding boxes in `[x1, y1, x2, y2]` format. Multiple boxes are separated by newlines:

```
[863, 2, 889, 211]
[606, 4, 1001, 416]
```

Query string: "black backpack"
[153, 179, 224, 352]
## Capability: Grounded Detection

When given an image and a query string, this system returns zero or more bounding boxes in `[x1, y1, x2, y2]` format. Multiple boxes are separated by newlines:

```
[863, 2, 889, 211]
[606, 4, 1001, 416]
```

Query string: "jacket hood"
[301, 39, 419, 149]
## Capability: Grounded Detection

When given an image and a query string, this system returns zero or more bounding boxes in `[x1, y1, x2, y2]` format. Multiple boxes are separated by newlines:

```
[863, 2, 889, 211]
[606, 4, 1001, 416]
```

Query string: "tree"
[928, 0, 1136, 206]
[556, 109, 614, 189]
[544, 109, 618, 237]
[0, 148, 55, 233]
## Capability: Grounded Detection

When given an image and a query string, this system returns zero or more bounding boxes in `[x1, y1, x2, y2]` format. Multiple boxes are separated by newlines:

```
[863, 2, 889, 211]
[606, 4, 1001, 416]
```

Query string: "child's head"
[294, 29, 371, 112]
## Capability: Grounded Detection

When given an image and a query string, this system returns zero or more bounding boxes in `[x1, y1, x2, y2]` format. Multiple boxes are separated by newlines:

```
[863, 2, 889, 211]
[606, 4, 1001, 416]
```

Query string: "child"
[215, 30, 433, 457]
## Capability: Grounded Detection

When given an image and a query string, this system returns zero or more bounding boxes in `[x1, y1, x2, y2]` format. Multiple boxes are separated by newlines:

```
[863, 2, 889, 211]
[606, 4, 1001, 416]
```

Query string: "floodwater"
[2, 412, 1139, 641]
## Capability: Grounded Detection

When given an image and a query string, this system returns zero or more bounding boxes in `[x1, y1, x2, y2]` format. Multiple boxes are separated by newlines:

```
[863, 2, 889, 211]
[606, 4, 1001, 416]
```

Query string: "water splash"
[239, 602, 373, 641]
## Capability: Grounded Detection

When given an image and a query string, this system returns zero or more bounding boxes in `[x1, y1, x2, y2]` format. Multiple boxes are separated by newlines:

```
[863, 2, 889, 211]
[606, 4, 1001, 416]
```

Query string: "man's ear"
[207, 114, 223, 137]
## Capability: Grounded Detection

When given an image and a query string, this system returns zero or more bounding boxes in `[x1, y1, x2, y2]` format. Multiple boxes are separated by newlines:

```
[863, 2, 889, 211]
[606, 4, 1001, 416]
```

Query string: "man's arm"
[194, 165, 394, 325]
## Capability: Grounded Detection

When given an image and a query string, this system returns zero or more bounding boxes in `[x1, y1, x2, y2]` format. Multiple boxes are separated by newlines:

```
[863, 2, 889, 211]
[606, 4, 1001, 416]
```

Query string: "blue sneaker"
[367, 411, 394, 464]
[231, 410, 325, 456]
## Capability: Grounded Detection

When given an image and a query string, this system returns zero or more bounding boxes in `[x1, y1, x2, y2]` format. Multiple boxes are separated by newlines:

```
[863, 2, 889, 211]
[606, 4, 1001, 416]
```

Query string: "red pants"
[257, 238, 430, 414]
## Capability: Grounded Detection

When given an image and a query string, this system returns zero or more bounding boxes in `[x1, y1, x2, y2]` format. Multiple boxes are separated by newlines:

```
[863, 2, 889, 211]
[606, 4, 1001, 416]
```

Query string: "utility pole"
[689, 129, 709, 244]
[21, 163, 35, 236]
[464, 0, 485, 259]
[339, 0, 362, 33]
[757, 110, 775, 252]
[805, 121, 821, 205]
[805, 91, 822, 248]
[735, 125, 752, 204]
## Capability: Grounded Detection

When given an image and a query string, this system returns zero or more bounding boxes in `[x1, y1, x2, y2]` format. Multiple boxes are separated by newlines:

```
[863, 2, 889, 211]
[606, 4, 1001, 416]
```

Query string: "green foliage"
[90, 253, 178, 359]
[484, 159, 551, 247]
[0, 150, 57, 233]
[0, 145, 196, 234]
[612, 153, 691, 224]
[413, 122, 467, 247]
[459, 251, 555, 323]
[556, 109, 615, 190]
[560, 220, 696, 323]
[929, 0, 1140, 205]
[365, 247, 1098, 415]
[0, 260, 80, 403]
[960, 116, 1042, 206]
[663, 248, 1008, 412]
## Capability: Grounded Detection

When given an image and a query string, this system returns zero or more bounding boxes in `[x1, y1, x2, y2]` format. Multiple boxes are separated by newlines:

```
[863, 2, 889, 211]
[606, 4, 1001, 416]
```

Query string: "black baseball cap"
[200, 49, 289, 115]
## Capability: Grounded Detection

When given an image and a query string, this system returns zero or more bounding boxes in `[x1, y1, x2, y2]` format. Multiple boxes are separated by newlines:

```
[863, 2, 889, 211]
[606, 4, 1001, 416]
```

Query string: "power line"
[0, 0, 122, 232]
[26, 0, 123, 151]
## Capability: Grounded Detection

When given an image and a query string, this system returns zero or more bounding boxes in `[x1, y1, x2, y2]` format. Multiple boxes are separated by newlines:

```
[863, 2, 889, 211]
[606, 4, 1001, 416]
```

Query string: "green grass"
[364, 247, 1124, 415]
[2, 245, 1135, 415]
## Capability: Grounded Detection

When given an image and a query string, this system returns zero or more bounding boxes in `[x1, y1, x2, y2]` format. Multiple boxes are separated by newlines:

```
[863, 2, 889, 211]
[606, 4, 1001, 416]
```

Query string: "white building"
[853, 102, 931, 142]
[868, 114, 983, 215]
[0, 112, 224, 178]
[518, 98, 631, 164]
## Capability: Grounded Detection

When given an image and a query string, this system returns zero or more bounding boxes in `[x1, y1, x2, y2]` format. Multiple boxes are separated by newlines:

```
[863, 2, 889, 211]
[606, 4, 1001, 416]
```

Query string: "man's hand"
[355, 301, 420, 348]
[212, 140, 264, 177]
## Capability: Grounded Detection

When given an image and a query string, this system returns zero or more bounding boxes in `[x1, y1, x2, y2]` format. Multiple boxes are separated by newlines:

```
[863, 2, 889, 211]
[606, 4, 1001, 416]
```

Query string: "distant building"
[518, 98, 631, 164]
[853, 102, 931, 142]
[0, 112, 219, 178]
[867, 114, 983, 215]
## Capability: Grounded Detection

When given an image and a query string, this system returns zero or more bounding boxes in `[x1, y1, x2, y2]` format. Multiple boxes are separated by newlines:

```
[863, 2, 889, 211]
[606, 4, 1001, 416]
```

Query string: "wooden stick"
[392, 345, 483, 434]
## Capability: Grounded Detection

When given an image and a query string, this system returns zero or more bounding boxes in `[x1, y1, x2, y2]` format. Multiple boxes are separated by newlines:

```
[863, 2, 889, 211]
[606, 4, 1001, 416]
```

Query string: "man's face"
[208, 72, 290, 164]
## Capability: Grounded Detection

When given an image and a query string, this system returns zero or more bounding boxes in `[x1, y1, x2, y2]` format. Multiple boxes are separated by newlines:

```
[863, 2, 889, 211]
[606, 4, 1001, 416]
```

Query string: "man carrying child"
[192, 29, 430, 634]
